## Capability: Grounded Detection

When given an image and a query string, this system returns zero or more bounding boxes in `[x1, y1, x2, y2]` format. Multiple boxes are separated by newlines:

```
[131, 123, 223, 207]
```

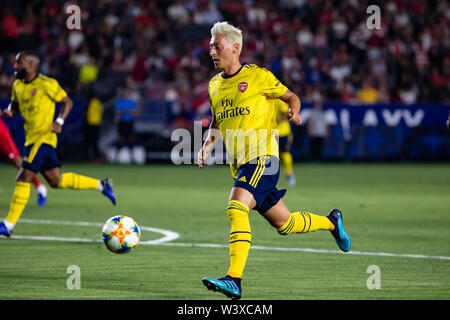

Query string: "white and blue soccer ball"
[102, 215, 141, 254]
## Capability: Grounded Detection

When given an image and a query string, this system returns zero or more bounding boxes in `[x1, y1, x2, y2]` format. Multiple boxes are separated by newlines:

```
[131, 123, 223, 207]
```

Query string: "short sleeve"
[47, 78, 68, 102]
[259, 70, 288, 99]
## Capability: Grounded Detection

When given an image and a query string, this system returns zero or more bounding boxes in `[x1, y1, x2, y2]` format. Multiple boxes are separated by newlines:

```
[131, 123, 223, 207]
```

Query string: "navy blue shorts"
[22, 143, 61, 173]
[233, 155, 287, 214]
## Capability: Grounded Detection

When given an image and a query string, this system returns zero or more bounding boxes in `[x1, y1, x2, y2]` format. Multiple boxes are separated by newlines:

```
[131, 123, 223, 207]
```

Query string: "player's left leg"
[262, 199, 351, 252]
[0, 123, 48, 206]
[11, 156, 48, 206]
[0, 167, 35, 237]
[42, 167, 116, 205]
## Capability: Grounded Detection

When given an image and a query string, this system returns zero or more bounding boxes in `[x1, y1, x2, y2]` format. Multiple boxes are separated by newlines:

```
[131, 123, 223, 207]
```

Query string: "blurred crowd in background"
[0, 0, 449, 129]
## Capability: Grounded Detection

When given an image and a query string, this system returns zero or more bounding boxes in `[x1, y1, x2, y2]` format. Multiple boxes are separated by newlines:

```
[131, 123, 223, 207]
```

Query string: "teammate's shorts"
[0, 119, 21, 160]
[233, 155, 287, 214]
[22, 142, 61, 173]
[278, 133, 293, 153]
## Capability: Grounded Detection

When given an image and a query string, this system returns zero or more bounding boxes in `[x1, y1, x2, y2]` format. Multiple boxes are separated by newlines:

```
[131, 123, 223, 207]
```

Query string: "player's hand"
[287, 110, 302, 125]
[447, 112, 450, 130]
[198, 147, 209, 169]
[52, 122, 63, 134]
[2, 109, 13, 118]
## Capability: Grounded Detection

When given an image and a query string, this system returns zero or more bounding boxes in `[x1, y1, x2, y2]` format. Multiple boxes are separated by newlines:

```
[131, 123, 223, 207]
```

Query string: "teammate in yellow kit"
[274, 99, 296, 186]
[198, 22, 351, 299]
[0, 51, 116, 237]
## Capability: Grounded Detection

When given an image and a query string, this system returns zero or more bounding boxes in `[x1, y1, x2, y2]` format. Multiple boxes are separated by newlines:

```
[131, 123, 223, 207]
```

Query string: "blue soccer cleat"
[0, 222, 11, 238]
[37, 185, 47, 207]
[327, 209, 351, 252]
[202, 276, 242, 300]
[101, 178, 116, 205]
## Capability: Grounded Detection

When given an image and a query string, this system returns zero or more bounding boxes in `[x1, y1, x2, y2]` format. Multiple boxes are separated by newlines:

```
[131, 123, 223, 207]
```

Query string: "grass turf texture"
[0, 163, 449, 300]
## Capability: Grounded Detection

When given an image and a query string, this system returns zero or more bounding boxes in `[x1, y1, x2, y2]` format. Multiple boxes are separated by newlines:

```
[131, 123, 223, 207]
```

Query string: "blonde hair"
[211, 21, 243, 54]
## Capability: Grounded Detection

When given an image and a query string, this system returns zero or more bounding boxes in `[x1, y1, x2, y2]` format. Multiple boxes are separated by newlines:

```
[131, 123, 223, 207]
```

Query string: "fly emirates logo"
[215, 99, 250, 123]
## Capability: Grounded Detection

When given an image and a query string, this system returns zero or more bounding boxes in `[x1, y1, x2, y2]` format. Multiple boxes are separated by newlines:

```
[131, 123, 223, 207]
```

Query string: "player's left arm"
[52, 96, 73, 134]
[279, 90, 302, 125]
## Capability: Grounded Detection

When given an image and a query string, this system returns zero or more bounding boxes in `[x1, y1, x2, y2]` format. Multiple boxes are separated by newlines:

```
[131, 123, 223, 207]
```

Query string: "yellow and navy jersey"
[11, 73, 67, 148]
[273, 99, 291, 137]
[209, 63, 288, 178]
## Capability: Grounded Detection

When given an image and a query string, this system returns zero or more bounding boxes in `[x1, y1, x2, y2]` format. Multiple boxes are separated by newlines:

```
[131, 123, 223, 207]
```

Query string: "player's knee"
[16, 168, 35, 183]
[48, 176, 61, 188]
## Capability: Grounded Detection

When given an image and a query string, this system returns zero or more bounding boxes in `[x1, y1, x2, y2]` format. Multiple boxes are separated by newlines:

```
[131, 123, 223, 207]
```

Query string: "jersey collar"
[23, 73, 39, 84]
[221, 62, 247, 79]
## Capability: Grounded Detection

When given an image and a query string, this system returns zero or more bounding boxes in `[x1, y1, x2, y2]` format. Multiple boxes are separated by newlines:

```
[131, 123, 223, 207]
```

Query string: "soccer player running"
[0, 117, 47, 206]
[199, 22, 351, 300]
[0, 51, 116, 238]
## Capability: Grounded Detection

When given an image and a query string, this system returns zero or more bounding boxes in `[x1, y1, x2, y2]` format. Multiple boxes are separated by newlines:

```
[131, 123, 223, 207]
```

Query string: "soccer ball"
[102, 215, 141, 254]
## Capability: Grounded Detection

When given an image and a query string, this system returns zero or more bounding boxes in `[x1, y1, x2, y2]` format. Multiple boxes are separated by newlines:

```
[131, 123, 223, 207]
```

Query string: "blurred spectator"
[79, 57, 98, 84]
[2, 9, 19, 52]
[115, 86, 140, 149]
[84, 87, 103, 162]
[356, 78, 378, 104]
[307, 99, 329, 161]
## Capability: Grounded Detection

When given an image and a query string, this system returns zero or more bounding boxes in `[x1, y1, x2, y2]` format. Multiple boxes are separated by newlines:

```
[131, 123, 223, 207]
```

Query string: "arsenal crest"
[238, 82, 248, 93]
[31, 88, 37, 96]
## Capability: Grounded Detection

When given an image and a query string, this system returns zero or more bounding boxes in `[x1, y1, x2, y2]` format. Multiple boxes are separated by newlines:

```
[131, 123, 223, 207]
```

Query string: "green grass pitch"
[0, 163, 449, 300]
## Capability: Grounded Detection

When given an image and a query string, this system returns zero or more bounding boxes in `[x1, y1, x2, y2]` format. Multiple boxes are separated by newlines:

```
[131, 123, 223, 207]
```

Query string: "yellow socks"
[277, 211, 334, 235]
[57, 172, 99, 190]
[280, 151, 293, 176]
[226, 200, 251, 279]
[5, 181, 31, 228]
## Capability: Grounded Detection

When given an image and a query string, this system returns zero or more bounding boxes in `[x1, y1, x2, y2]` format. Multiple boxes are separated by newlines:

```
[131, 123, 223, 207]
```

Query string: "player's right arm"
[1, 101, 19, 118]
[198, 114, 219, 169]
[3, 80, 20, 118]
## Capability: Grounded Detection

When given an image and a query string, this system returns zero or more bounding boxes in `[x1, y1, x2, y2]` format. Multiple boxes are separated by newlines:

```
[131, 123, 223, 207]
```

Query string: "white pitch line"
[158, 242, 450, 261]
[18, 218, 180, 244]
[9, 219, 450, 261]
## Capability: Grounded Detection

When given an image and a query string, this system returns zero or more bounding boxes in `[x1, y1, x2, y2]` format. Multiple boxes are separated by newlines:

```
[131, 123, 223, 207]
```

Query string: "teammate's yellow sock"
[57, 172, 99, 190]
[5, 181, 31, 226]
[226, 200, 251, 279]
[277, 211, 334, 235]
[281, 151, 293, 175]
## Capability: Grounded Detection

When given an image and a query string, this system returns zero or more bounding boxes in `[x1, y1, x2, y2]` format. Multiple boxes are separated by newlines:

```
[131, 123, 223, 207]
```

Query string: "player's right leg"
[262, 199, 351, 252]
[202, 187, 255, 300]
